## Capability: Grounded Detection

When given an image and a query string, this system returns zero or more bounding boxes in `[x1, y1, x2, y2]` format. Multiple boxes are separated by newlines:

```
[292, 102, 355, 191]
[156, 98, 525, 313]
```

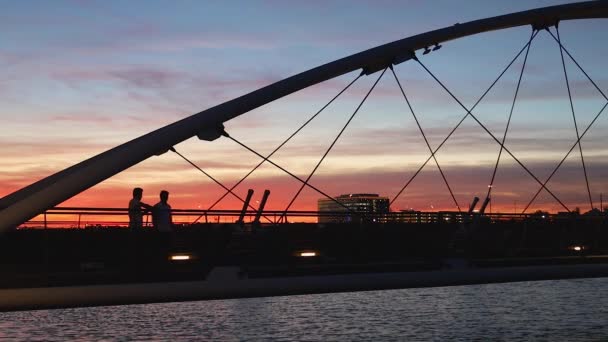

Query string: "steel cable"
[191, 73, 362, 224]
[281, 68, 388, 220]
[390, 67, 461, 212]
[390, 31, 539, 207]
[415, 53, 570, 212]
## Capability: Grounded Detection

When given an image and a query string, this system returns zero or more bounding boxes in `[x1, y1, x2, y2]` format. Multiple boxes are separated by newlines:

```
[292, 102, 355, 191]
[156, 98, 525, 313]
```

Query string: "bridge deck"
[1, 218, 607, 311]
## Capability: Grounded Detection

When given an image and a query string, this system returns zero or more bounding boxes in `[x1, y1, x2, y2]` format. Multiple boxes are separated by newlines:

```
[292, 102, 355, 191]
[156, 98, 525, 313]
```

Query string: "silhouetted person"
[152, 190, 173, 232]
[128, 187, 152, 231]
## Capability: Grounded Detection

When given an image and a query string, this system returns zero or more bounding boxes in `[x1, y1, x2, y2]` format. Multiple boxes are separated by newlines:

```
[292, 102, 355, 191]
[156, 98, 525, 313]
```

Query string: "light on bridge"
[295, 250, 319, 258]
[568, 245, 585, 252]
[169, 254, 193, 261]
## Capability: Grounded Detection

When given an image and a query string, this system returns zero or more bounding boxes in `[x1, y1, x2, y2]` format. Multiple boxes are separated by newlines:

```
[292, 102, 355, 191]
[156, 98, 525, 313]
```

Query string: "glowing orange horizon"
[8, 168, 601, 229]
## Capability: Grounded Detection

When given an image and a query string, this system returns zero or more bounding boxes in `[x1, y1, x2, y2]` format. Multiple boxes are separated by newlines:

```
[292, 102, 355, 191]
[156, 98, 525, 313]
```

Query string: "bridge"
[1, 1, 608, 311]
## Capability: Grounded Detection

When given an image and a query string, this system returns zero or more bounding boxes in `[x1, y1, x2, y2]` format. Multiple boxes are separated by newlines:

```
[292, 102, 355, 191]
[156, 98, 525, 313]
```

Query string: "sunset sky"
[2, 0, 608, 217]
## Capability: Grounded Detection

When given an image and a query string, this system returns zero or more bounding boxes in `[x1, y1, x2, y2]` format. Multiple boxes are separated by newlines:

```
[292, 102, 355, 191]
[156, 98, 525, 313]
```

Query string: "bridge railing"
[17, 207, 606, 229]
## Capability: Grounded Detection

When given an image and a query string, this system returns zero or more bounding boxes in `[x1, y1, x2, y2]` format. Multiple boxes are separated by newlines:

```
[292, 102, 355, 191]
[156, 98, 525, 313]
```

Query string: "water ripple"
[1, 278, 607, 341]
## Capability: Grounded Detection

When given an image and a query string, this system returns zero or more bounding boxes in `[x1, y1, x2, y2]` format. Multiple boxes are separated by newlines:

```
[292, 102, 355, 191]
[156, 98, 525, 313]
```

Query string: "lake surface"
[1, 278, 607, 341]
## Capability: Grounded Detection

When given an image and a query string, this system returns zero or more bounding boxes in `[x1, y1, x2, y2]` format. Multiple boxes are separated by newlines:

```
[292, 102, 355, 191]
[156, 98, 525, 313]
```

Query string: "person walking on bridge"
[128, 187, 152, 231]
[152, 190, 173, 232]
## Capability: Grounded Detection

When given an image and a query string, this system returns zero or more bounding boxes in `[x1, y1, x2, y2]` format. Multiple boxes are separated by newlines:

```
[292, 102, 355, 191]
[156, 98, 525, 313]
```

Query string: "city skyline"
[2, 0, 608, 214]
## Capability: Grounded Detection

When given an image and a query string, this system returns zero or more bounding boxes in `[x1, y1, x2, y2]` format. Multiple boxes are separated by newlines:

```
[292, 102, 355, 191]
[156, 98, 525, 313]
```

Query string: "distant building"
[317, 193, 389, 223]
[395, 210, 464, 224]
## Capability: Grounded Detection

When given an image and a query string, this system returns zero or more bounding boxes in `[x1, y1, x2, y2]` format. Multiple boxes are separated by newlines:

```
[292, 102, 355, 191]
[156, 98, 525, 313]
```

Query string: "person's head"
[160, 190, 169, 203]
[132, 187, 143, 200]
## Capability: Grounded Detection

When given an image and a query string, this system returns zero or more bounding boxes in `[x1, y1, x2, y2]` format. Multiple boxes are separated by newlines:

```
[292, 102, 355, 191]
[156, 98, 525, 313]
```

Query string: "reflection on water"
[1, 278, 607, 341]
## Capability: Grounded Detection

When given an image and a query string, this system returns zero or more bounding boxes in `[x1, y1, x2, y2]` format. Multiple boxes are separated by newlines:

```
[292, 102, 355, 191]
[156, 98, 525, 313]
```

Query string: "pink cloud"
[50, 114, 114, 124]
[53, 67, 184, 88]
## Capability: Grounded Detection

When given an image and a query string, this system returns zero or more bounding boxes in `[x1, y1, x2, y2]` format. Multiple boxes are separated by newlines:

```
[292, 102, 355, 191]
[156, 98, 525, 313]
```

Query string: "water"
[1, 278, 607, 341]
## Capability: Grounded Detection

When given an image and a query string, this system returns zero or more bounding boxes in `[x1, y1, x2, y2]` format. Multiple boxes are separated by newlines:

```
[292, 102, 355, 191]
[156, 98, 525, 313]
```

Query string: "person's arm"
[140, 202, 152, 213]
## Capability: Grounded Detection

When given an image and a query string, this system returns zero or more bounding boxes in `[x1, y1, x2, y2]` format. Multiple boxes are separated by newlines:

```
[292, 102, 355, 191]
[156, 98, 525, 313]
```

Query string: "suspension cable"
[191, 73, 362, 224]
[281, 67, 388, 219]
[390, 30, 538, 207]
[554, 26, 594, 210]
[224, 132, 357, 215]
[522, 101, 608, 213]
[485, 30, 535, 203]
[546, 29, 608, 102]
[415, 55, 570, 212]
[390, 67, 461, 212]
[170, 147, 272, 223]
